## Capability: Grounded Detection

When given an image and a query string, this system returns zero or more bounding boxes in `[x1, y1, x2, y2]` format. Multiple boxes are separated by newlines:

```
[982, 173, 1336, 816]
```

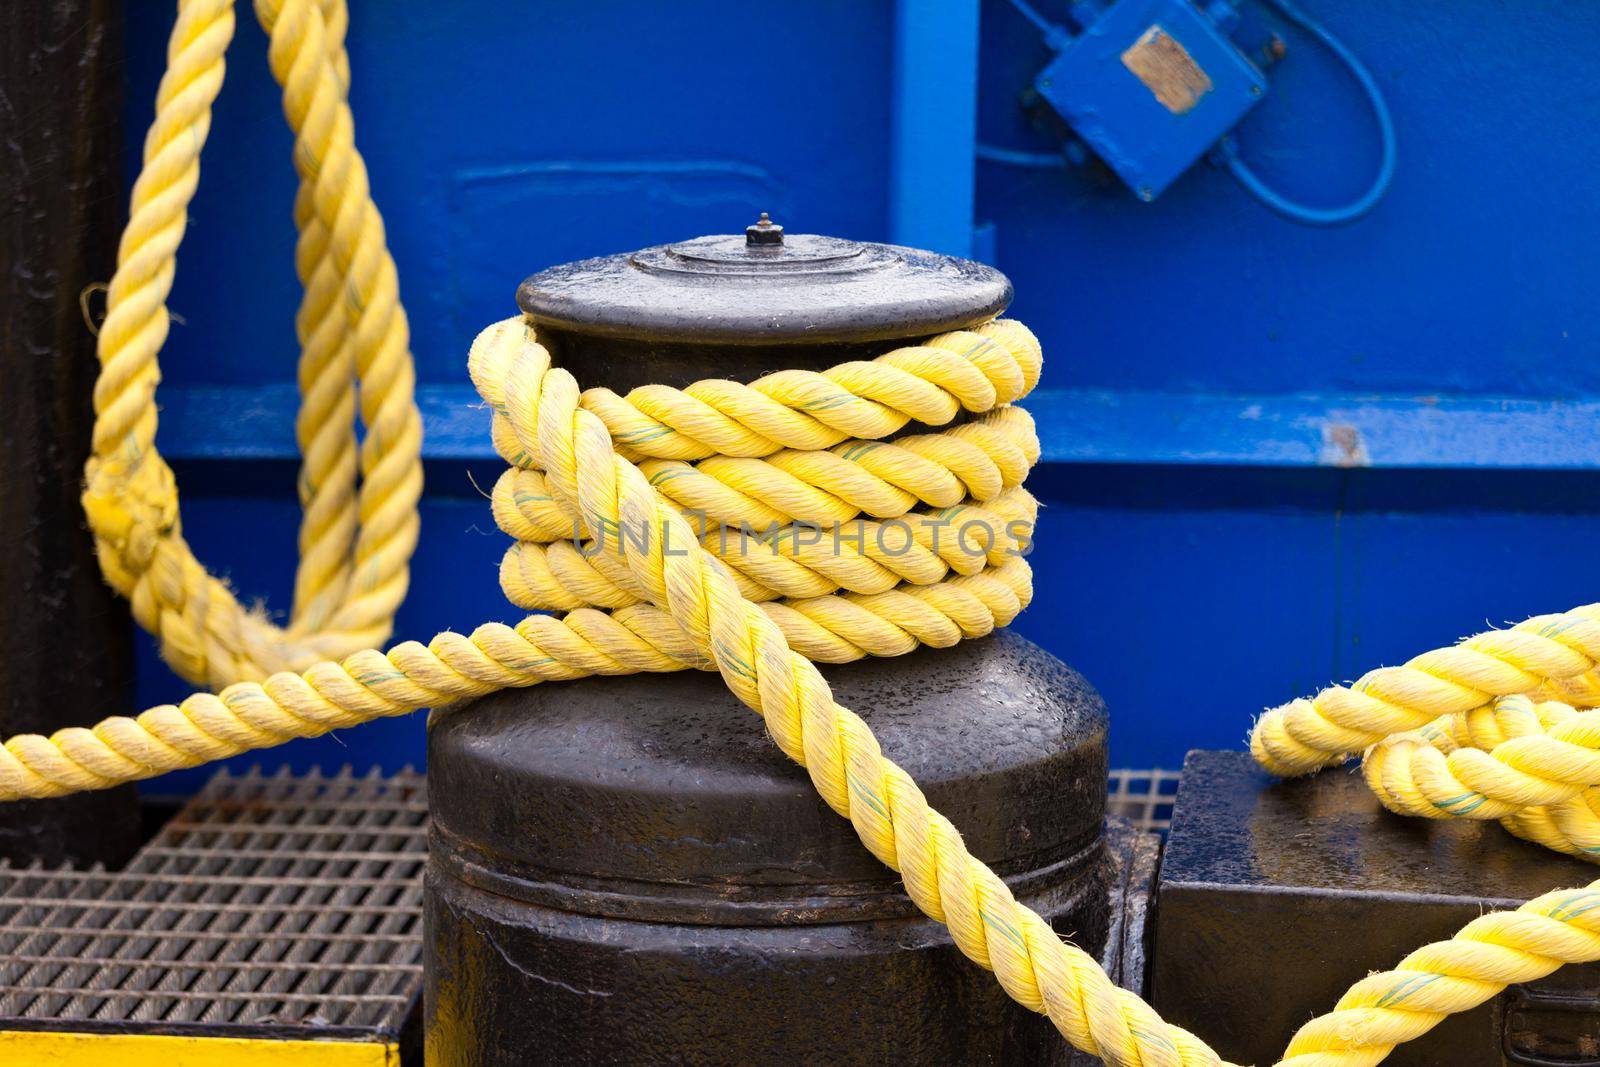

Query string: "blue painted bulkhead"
[121, 1, 1600, 788]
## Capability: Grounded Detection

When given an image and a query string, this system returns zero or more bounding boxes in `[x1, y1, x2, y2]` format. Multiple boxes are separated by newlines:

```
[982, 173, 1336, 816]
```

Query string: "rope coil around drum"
[11, 0, 1600, 1064]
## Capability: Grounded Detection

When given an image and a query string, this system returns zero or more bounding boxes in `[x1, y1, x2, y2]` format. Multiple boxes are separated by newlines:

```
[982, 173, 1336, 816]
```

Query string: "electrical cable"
[999, 0, 1396, 225]
[1004, 0, 1062, 39]
[1220, 0, 1396, 226]
[983, 0, 1076, 170]
[976, 142, 1067, 169]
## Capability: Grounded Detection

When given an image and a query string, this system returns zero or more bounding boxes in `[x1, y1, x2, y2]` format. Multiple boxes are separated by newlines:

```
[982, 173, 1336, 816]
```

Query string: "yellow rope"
[1274, 881, 1600, 1067]
[81, 0, 422, 688]
[1250, 608, 1600, 777]
[21, 0, 1600, 1064]
[468, 317, 1226, 1067]
[1361, 696, 1600, 858]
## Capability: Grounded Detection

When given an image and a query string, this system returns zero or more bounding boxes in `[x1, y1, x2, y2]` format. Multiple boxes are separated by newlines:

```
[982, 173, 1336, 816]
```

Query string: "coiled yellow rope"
[1251, 608, 1600, 777]
[15, 1, 1600, 1064]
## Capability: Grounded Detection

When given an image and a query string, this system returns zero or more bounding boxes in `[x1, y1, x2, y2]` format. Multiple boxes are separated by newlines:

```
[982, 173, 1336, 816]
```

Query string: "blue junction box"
[1036, 0, 1268, 199]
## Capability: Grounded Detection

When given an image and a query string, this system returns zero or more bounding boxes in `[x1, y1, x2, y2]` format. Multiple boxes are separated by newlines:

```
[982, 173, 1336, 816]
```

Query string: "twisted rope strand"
[630, 409, 1039, 533]
[1251, 607, 1600, 777]
[580, 323, 1042, 462]
[1276, 882, 1600, 1067]
[0, 561, 1035, 802]
[1361, 694, 1600, 856]
[262, 0, 424, 649]
[487, 405, 1037, 548]
[282, 0, 362, 628]
[499, 490, 1036, 610]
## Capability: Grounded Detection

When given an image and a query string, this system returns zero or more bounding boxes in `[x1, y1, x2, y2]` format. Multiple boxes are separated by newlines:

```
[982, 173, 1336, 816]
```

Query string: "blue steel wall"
[123, 1, 1600, 790]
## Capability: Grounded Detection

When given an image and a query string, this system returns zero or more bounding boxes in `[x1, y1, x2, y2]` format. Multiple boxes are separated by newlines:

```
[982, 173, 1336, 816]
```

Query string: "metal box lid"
[1036, 0, 1267, 199]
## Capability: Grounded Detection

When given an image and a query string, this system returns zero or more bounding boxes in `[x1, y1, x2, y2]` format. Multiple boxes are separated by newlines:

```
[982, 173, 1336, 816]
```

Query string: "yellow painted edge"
[0, 1030, 397, 1067]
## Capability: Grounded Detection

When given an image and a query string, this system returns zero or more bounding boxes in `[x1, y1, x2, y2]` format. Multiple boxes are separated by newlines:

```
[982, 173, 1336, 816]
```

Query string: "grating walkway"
[1107, 767, 1180, 833]
[0, 767, 425, 1050]
[0, 765, 1167, 1061]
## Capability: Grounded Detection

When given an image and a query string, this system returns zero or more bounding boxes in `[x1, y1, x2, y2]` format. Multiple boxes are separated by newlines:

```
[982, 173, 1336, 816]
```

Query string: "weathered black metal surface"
[1092, 817, 1162, 1040]
[427, 816, 1156, 1067]
[429, 632, 1106, 924]
[516, 215, 1012, 391]
[532, 330, 917, 395]
[426, 632, 1116, 1065]
[518, 216, 1010, 344]
[0, 0, 140, 867]
[1153, 749, 1600, 1066]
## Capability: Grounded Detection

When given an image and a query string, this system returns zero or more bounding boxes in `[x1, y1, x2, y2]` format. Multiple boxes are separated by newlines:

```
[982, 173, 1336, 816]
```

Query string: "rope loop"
[84, 0, 423, 688]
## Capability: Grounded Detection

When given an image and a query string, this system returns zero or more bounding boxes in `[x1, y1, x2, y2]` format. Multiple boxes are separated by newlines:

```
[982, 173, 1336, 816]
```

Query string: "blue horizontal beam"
[1028, 389, 1600, 470]
[154, 384, 1600, 471]
[156, 384, 491, 461]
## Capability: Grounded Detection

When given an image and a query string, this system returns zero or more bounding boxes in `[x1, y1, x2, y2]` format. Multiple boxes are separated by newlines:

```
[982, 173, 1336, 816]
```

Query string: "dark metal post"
[423, 223, 1151, 1065]
[0, 0, 142, 866]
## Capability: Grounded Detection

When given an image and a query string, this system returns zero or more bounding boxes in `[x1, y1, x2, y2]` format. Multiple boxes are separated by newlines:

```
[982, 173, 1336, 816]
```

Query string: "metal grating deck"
[0, 764, 1168, 1061]
[0, 767, 425, 1050]
[1108, 767, 1180, 833]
